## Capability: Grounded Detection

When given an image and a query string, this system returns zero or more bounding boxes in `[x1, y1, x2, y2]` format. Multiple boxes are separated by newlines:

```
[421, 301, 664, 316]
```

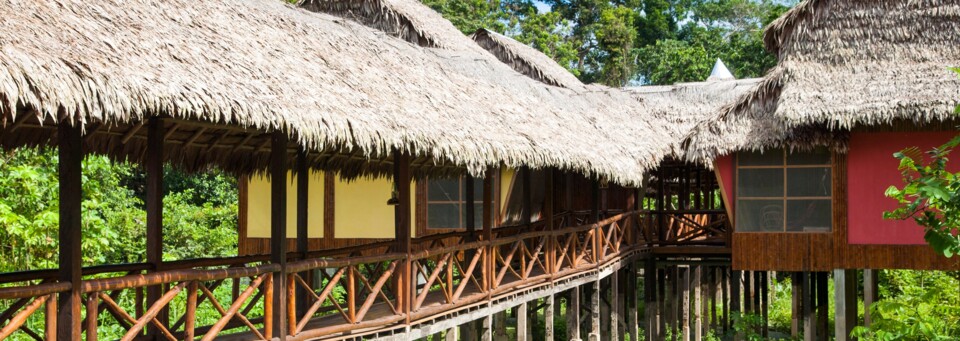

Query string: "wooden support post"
[270, 131, 289, 339]
[645, 260, 657, 341]
[517, 302, 529, 341]
[658, 267, 666, 339]
[791, 272, 802, 338]
[802, 272, 816, 341]
[545, 294, 555, 341]
[394, 150, 412, 321]
[863, 269, 878, 327]
[295, 149, 309, 321]
[761, 271, 769, 338]
[610, 270, 620, 341]
[721, 268, 729, 335]
[494, 311, 508, 341]
[730, 270, 741, 321]
[710, 267, 718, 334]
[693, 265, 701, 341]
[483, 169, 494, 293]
[461, 320, 478, 341]
[481, 314, 493, 341]
[627, 264, 639, 341]
[590, 280, 601, 341]
[567, 288, 581, 341]
[545, 169, 555, 274]
[58, 122, 83, 341]
[681, 268, 689, 341]
[445, 328, 457, 341]
[529, 299, 538, 341]
[834, 269, 857, 341]
[816, 272, 828, 341]
[145, 117, 167, 339]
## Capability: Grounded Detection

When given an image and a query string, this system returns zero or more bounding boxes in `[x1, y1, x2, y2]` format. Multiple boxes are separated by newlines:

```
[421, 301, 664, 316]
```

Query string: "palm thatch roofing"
[627, 78, 762, 158]
[470, 28, 585, 90]
[0, 0, 672, 185]
[683, 0, 960, 163]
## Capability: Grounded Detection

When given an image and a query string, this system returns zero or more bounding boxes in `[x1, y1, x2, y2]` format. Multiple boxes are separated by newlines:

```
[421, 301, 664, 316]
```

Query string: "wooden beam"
[145, 117, 168, 338]
[58, 122, 83, 341]
[270, 131, 288, 339]
[120, 122, 144, 144]
[295, 149, 309, 320]
[393, 149, 412, 320]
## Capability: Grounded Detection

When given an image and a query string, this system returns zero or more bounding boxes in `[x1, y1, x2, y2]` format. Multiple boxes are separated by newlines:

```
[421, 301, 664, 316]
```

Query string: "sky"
[534, 0, 551, 13]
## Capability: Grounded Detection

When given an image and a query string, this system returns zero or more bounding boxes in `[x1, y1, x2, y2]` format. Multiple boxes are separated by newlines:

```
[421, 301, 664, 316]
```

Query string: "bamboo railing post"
[145, 117, 167, 340]
[269, 131, 289, 339]
[85, 293, 97, 341]
[58, 121, 83, 341]
[185, 281, 197, 341]
[347, 267, 356, 323]
[46, 293, 57, 341]
[287, 274, 297, 333]
[264, 273, 274, 338]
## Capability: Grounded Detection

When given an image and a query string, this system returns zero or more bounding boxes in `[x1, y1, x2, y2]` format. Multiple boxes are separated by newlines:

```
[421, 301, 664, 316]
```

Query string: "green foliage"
[884, 69, 960, 258]
[884, 133, 960, 258]
[0, 148, 238, 272]
[853, 270, 960, 340]
[731, 312, 765, 340]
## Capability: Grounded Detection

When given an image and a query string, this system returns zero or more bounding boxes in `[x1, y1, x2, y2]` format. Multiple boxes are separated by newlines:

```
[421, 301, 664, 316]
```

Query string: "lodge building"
[0, 0, 958, 341]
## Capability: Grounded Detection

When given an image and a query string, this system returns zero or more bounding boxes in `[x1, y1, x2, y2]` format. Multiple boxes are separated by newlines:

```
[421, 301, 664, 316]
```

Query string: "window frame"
[735, 148, 833, 233]
[424, 176, 484, 230]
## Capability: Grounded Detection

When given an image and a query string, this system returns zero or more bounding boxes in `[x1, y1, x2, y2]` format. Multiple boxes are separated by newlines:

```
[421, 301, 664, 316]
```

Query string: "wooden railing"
[0, 209, 728, 340]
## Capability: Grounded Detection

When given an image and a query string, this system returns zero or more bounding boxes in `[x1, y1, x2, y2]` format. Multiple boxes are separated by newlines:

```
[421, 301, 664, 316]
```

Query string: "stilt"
[791, 272, 802, 338]
[145, 118, 167, 340]
[730, 270, 741, 335]
[481, 314, 492, 341]
[269, 131, 289, 340]
[802, 272, 816, 341]
[864, 269, 878, 327]
[444, 328, 457, 341]
[494, 311, 508, 341]
[460, 320, 478, 341]
[628, 265, 639, 341]
[816, 272, 828, 341]
[591, 280, 601, 341]
[567, 288, 581, 341]
[528, 299, 537, 341]
[670, 266, 679, 341]
[693, 265, 701, 341]
[610, 270, 620, 341]
[658, 267, 666, 340]
[761, 271, 769, 338]
[709, 267, 717, 334]
[517, 302, 528, 341]
[645, 260, 657, 341]
[834, 269, 857, 341]
[545, 295, 555, 341]
[681, 267, 689, 341]
[721, 268, 729, 335]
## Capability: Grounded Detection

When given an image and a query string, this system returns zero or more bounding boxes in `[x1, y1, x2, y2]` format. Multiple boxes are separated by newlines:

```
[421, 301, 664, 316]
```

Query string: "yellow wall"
[247, 171, 324, 238]
[334, 176, 416, 238]
[499, 167, 515, 214]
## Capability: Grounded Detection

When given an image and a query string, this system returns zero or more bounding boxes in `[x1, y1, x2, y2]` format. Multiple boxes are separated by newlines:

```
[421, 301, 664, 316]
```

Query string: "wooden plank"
[58, 122, 83, 341]
[270, 131, 288, 339]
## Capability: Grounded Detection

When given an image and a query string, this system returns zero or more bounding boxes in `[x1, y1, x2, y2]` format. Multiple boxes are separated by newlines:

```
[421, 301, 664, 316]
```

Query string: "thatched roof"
[470, 28, 585, 90]
[683, 0, 960, 163]
[628, 78, 761, 158]
[299, 0, 485, 53]
[0, 0, 668, 185]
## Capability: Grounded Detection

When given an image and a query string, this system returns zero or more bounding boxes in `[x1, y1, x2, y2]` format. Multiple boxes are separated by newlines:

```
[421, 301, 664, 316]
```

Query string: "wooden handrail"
[0, 282, 71, 300]
[81, 264, 280, 293]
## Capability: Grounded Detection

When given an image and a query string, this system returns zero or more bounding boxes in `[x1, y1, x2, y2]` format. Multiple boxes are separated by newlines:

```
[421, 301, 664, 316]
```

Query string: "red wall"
[848, 131, 959, 245]
[714, 154, 736, 216]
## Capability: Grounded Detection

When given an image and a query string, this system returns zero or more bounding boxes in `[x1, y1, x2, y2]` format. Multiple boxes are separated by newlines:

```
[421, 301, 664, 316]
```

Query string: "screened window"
[426, 177, 484, 229]
[736, 148, 832, 232]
